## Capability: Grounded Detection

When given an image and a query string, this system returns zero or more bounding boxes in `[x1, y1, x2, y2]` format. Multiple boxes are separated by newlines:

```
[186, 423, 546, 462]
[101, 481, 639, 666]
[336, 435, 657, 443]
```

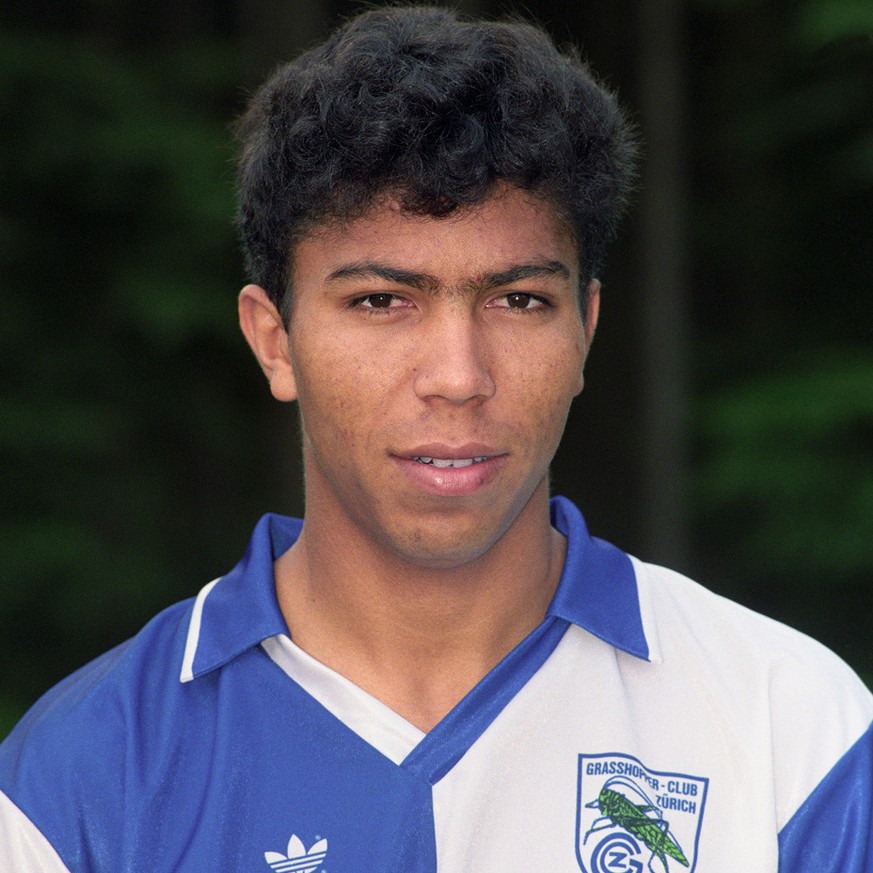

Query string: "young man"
[1, 7, 871, 872]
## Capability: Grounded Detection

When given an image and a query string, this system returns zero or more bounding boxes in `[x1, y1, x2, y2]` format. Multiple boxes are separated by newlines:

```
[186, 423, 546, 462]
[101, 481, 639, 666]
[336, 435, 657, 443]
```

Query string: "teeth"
[412, 456, 489, 468]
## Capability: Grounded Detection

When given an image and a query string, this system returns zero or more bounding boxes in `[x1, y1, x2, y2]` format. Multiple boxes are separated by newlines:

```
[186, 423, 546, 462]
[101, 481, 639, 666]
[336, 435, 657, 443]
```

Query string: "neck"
[274, 485, 564, 732]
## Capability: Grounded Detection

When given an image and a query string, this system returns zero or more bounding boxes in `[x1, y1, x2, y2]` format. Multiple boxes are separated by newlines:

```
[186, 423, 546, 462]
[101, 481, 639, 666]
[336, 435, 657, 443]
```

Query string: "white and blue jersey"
[1, 497, 871, 872]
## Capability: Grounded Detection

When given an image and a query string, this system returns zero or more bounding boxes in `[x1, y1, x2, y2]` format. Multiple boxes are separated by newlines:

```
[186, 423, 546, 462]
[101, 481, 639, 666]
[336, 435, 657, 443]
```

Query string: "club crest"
[576, 753, 708, 873]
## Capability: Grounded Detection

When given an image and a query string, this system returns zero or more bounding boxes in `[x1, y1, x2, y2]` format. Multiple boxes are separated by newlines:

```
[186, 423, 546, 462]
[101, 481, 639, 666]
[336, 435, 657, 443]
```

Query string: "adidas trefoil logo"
[264, 834, 328, 873]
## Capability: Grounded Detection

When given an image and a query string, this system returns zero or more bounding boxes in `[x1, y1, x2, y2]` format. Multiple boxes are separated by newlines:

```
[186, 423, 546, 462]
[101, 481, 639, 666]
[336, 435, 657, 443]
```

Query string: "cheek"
[505, 353, 582, 454]
[293, 343, 398, 447]
[513, 330, 584, 409]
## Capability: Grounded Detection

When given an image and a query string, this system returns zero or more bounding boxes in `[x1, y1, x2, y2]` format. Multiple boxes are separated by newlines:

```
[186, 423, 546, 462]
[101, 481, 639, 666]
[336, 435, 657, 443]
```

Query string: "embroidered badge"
[264, 834, 328, 873]
[576, 753, 708, 873]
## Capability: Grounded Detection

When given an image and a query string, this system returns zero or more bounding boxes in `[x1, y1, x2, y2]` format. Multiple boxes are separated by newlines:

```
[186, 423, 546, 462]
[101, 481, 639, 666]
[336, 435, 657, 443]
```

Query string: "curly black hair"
[236, 5, 637, 318]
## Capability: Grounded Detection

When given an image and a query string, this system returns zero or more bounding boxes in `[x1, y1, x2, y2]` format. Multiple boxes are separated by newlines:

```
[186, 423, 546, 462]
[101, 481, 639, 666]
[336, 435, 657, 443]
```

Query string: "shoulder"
[633, 558, 873, 836]
[0, 596, 197, 870]
[2, 595, 197, 755]
[635, 557, 871, 713]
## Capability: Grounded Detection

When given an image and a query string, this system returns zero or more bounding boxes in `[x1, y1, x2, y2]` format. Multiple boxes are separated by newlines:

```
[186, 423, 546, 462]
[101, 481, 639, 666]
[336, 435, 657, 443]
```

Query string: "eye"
[353, 293, 410, 311]
[489, 292, 548, 311]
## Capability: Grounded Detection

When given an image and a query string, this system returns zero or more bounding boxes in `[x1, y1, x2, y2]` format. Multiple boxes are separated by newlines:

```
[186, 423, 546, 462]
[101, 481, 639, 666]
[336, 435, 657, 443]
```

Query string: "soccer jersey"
[1, 496, 871, 872]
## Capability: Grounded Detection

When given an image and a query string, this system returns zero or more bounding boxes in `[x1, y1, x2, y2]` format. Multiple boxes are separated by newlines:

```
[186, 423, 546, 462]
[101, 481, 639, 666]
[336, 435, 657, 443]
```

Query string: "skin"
[239, 185, 599, 731]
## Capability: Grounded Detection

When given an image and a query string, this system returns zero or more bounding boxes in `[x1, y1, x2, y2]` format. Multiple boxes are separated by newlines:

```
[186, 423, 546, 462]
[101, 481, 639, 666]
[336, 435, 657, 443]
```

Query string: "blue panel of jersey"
[778, 721, 873, 873]
[0, 496, 648, 872]
[0, 610, 437, 872]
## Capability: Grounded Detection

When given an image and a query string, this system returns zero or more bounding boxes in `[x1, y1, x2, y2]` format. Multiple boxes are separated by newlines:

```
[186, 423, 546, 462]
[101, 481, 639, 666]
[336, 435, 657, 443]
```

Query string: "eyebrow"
[326, 260, 571, 294]
[327, 263, 439, 292]
[479, 261, 571, 289]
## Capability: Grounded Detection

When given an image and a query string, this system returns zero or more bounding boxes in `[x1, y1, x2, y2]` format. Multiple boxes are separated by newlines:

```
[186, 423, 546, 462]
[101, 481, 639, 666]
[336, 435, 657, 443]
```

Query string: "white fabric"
[431, 559, 873, 872]
[0, 791, 70, 873]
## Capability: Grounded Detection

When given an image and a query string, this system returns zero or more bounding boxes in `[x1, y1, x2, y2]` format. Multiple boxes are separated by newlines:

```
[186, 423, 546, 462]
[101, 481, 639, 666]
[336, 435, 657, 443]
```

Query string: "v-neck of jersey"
[182, 497, 651, 783]
[261, 614, 570, 785]
[261, 633, 426, 764]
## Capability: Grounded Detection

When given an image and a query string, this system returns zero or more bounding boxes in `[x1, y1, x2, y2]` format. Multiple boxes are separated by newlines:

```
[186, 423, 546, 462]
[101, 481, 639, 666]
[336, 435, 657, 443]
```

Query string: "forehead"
[290, 187, 579, 288]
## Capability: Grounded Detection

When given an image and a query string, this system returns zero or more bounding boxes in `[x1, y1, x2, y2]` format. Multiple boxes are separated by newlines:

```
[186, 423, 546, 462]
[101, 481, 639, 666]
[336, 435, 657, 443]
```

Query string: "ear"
[574, 279, 601, 397]
[583, 279, 600, 351]
[238, 284, 298, 402]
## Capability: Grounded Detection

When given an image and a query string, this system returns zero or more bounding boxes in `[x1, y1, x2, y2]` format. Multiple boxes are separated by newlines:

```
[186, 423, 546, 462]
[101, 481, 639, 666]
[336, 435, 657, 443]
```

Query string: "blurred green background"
[1, 0, 871, 737]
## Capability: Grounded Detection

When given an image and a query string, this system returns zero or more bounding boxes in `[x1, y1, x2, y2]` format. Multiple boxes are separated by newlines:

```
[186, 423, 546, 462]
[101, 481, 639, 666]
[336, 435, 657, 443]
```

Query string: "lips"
[411, 456, 489, 468]
[394, 446, 507, 496]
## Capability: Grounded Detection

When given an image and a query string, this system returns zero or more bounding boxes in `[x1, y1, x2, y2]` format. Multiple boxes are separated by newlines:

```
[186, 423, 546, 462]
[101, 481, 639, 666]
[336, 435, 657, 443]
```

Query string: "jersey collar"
[181, 496, 653, 683]
[180, 513, 296, 682]
[547, 496, 652, 661]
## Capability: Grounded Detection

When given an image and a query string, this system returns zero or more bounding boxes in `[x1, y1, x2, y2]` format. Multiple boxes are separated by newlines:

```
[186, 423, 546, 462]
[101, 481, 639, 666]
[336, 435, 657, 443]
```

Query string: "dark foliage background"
[1, 0, 871, 735]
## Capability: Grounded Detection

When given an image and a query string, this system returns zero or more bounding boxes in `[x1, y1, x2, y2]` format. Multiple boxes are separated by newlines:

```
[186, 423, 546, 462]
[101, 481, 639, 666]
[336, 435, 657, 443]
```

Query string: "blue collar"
[547, 496, 649, 660]
[183, 496, 650, 682]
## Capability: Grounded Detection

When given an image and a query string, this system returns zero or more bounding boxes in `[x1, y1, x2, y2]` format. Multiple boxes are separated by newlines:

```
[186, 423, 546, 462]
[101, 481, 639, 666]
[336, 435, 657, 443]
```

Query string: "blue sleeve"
[778, 721, 873, 873]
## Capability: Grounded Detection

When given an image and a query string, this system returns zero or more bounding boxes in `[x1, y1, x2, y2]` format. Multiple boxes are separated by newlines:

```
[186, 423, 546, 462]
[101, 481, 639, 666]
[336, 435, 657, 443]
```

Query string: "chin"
[380, 520, 505, 571]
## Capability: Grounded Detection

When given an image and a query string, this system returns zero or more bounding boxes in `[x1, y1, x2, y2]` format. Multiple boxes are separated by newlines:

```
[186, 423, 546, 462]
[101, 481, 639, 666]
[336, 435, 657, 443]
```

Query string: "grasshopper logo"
[576, 754, 708, 873]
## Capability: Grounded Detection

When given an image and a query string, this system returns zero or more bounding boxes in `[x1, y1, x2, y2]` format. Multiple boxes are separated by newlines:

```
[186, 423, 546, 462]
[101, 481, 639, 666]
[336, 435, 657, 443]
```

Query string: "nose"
[412, 310, 496, 404]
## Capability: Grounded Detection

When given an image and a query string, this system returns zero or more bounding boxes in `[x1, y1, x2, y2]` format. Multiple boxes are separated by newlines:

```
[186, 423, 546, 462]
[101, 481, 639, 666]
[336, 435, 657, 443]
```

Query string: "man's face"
[252, 186, 597, 569]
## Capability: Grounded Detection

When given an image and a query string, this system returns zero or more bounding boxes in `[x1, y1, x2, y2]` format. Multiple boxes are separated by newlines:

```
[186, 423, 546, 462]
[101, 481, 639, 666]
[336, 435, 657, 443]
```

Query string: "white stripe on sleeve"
[0, 790, 71, 873]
